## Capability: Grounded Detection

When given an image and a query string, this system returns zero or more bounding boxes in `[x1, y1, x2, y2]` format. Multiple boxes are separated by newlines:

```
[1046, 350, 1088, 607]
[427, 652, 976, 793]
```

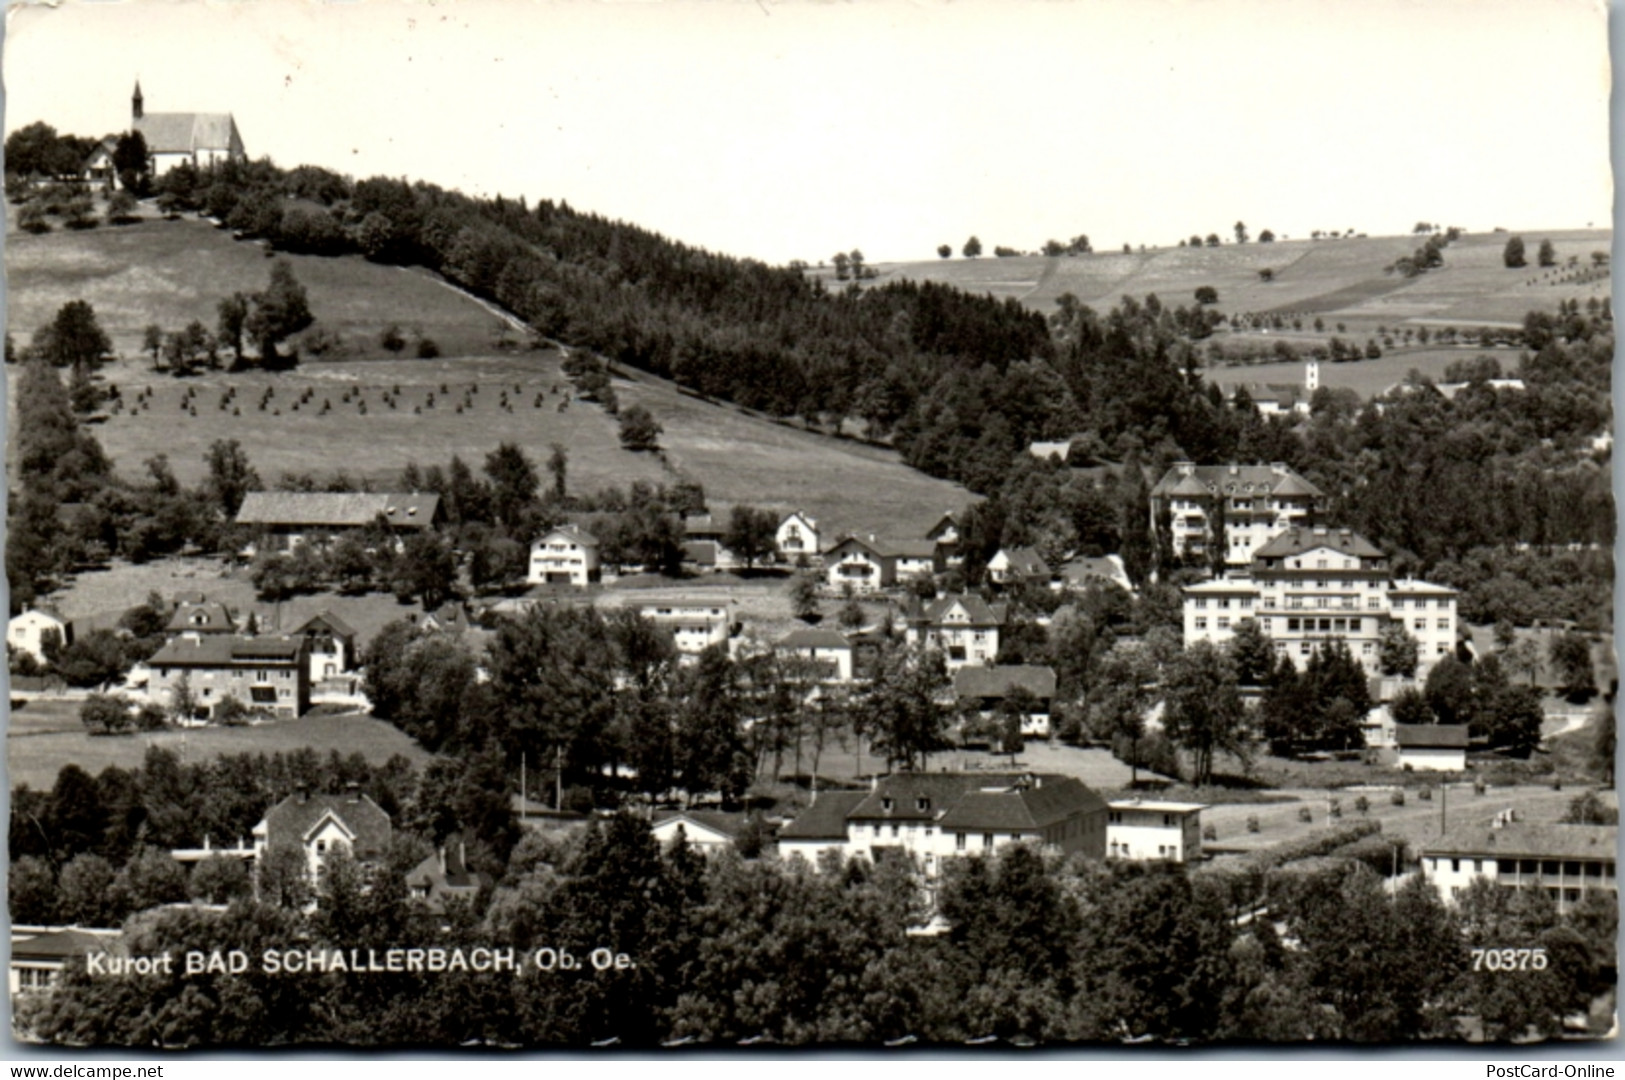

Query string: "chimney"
[296, 784, 309, 804]
[346, 781, 361, 804]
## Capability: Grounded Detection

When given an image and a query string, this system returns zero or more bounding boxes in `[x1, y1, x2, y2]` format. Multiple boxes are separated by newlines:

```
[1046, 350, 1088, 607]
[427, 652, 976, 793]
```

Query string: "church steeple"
[132, 80, 144, 121]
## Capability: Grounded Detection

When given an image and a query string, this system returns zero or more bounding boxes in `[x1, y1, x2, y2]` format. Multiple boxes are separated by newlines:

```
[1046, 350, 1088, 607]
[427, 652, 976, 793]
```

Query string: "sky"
[1, 0, 1613, 265]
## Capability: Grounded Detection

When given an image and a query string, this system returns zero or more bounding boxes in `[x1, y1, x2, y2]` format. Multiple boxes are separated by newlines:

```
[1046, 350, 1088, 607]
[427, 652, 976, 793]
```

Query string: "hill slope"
[846, 229, 1613, 332]
[6, 214, 970, 537]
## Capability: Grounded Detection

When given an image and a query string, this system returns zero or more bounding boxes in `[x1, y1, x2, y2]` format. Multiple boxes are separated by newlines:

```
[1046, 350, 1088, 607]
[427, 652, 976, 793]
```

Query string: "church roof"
[133, 112, 243, 156]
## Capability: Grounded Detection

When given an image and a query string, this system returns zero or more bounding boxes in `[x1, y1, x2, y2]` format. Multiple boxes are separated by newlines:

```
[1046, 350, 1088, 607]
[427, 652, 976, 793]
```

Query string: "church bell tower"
[132, 80, 144, 121]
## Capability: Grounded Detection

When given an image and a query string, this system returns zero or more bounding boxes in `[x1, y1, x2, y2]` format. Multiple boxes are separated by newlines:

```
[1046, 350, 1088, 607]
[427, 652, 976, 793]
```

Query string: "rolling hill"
[838, 228, 1612, 334]
[6, 211, 971, 538]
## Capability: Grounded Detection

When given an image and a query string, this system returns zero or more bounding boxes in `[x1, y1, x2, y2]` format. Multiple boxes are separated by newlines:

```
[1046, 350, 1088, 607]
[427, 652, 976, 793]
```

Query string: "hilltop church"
[127, 81, 246, 175]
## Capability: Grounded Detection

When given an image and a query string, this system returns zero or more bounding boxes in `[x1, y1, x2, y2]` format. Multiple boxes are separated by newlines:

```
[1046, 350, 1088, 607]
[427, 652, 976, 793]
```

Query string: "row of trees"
[16, 819, 1616, 1047]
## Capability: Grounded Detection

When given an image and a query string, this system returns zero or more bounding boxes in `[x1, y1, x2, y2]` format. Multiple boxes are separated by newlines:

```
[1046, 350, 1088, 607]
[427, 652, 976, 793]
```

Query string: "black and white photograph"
[1, 0, 1617, 1054]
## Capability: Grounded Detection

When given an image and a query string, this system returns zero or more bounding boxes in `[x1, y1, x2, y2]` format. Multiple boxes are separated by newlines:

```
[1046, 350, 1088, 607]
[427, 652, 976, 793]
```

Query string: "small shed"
[1395, 723, 1469, 772]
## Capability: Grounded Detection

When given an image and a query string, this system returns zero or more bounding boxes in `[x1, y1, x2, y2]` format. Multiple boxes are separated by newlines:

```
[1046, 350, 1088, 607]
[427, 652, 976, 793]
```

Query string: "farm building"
[235, 491, 442, 555]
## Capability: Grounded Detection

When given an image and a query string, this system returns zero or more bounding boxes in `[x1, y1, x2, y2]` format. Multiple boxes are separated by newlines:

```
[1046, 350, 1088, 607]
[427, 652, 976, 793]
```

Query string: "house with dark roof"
[164, 597, 238, 638]
[987, 546, 1051, 588]
[10, 927, 120, 1004]
[775, 627, 854, 682]
[1057, 554, 1133, 594]
[235, 491, 441, 556]
[253, 788, 393, 890]
[1420, 823, 1616, 913]
[147, 634, 309, 720]
[778, 791, 870, 866]
[798, 772, 1106, 878]
[925, 512, 962, 564]
[824, 535, 943, 593]
[651, 810, 747, 853]
[1150, 460, 1323, 567]
[287, 611, 358, 682]
[406, 833, 489, 913]
[680, 515, 739, 571]
[129, 81, 246, 175]
[953, 665, 1058, 737]
[1393, 723, 1469, 771]
[903, 593, 1007, 670]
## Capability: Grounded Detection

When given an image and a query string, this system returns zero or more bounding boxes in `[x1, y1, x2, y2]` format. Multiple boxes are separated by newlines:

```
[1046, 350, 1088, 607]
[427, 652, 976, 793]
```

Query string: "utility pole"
[1440, 782, 1447, 836]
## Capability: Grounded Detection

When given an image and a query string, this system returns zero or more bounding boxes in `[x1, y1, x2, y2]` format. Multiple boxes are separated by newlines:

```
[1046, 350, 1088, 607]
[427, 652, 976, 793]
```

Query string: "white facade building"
[636, 599, 731, 658]
[776, 511, 820, 564]
[1420, 823, 1617, 913]
[7, 609, 70, 664]
[528, 525, 601, 587]
[1106, 800, 1206, 862]
[1151, 461, 1323, 568]
[1181, 526, 1457, 679]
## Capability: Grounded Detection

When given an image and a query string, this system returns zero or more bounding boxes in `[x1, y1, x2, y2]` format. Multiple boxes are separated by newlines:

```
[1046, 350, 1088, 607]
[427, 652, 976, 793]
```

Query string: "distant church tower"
[1304, 358, 1320, 393]
[132, 80, 144, 121]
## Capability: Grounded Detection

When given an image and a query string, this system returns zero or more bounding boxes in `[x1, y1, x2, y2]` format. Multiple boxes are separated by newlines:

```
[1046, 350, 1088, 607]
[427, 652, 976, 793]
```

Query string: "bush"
[416, 336, 441, 359]
[1245, 815, 1260, 833]
[1297, 806, 1312, 823]
[1419, 785, 1433, 801]
[1335, 832, 1409, 877]
[80, 693, 132, 735]
[1473, 777, 1486, 796]
[1354, 794, 1371, 815]
[1328, 798, 1342, 819]
[380, 325, 406, 353]
[1202, 823, 1216, 842]
[1390, 789, 1406, 806]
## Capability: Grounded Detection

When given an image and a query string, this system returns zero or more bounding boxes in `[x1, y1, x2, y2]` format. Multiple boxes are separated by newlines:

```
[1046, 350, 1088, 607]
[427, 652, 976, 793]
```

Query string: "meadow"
[865, 229, 1612, 336]
[7, 696, 429, 792]
[1204, 346, 1504, 398]
[8, 213, 971, 539]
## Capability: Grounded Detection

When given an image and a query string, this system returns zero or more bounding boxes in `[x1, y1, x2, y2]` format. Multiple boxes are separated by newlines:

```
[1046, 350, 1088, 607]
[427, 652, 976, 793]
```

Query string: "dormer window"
[916, 797, 930, 812]
[881, 797, 893, 812]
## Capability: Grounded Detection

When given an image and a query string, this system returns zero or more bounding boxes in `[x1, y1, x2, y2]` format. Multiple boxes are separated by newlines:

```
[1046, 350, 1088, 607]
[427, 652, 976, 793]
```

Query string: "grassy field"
[862, 229, 1612, 332]
[7, 696, 429, 791]
[1200, 782, 1607, 856]
[6, 212, 510, 360]
[8, 214, 971, 539]
[1205, 346, 1507, 398]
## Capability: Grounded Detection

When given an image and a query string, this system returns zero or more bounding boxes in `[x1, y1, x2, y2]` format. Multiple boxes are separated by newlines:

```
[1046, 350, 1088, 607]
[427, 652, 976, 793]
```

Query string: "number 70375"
[1471, 947, 1548, 972]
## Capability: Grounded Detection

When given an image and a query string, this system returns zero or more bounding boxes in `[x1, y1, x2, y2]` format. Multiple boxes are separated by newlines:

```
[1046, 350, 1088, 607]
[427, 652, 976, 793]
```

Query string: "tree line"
[15, 817, 1616, 1047]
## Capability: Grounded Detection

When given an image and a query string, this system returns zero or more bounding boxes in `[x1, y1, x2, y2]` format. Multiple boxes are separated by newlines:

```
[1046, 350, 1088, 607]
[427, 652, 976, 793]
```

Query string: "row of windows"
[1394, 598, 1452, 610]
[159, 667, 295, 680]
[1436, 856, 1615, 877]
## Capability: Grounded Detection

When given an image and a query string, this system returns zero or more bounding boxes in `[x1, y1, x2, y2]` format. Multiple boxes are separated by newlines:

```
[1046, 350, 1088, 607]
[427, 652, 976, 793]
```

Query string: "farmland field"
[1204, 346, 1512, 398]
[7, 211, 971, 540]
[7, 696, 429, 792]
[857, 229, 1612, 333]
